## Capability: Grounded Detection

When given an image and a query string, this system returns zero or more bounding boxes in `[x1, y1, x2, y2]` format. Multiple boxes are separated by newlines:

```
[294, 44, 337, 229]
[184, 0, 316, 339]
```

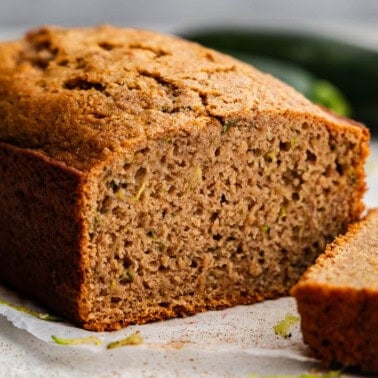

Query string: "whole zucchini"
[186, 29, 378, 132]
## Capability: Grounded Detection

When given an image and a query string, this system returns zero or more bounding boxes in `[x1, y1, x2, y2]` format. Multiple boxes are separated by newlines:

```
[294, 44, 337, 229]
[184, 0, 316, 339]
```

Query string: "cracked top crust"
[0, 25, 368, 171]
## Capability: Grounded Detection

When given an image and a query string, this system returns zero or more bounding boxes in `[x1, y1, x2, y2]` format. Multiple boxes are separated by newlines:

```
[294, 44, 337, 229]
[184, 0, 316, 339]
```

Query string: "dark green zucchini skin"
[185, 29, 378, 133]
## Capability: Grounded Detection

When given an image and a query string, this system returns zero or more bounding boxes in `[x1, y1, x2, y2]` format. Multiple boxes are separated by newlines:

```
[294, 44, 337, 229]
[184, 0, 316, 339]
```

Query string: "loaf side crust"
[0, 142, 90, 323]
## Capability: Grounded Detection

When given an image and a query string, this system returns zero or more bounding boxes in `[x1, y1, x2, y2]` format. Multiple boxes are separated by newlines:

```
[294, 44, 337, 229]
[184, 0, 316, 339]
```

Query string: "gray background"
[0, 0, 377, 37]
[0, 0, 377, 25]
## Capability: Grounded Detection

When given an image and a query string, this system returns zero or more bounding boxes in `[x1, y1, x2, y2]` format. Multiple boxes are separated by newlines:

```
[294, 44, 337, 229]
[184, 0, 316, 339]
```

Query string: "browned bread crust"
[292, 209, 378, 373]
[0, 26, 370, 331]
[0, 25, 368, 170]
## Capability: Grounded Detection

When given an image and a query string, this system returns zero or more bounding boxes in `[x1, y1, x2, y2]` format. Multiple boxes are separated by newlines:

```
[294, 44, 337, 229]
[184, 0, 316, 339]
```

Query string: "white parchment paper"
[0, 283, 318, 367]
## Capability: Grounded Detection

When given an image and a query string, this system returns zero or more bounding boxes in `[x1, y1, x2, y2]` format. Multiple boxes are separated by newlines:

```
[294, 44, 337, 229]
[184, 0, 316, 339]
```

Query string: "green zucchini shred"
[273, 313, 300, 338]
[264, 151, 276, 163]
[133, 178, 148, 201]
[51, 335, 102, 346]
[0, 298, 61, 321]
[106, 333, 143, 349]
[262, 225, 271, 234]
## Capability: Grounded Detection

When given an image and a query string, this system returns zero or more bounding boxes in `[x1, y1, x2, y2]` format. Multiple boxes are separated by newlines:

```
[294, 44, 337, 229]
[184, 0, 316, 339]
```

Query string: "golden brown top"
[293, 208, 378, 291]
[0, 25, 368, 170]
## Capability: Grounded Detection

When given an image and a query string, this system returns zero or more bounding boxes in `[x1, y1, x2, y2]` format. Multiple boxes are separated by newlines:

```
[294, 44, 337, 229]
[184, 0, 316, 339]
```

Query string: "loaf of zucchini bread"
[0, 26, 370, 331]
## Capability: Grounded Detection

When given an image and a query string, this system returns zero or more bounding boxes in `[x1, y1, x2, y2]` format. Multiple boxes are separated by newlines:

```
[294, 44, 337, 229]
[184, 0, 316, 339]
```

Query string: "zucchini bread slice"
[0, 26, 370, 331]
[292, 209, 378, 373]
